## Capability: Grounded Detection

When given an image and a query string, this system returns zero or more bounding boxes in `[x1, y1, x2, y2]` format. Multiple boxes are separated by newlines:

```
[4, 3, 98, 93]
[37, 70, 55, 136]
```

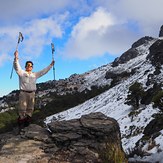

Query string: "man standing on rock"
[14, 50, 54, 130]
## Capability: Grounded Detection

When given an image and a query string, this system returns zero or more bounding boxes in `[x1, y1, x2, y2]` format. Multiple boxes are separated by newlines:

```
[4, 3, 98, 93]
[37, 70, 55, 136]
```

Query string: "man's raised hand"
[14, 50, 19, 59]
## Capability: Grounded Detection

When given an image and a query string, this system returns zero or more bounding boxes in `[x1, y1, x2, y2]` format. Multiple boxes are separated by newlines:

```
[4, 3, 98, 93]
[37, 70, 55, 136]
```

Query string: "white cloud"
[72, 8, 115, 40]
[62, 8, 139, 59]
[22, 16, 63, 57]
[63, 8, 115, 59]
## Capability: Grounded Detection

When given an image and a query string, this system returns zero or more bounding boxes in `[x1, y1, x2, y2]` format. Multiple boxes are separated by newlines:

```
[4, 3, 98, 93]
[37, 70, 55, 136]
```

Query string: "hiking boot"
[24, 115, 32, 127]
[17, 116, 26, 131]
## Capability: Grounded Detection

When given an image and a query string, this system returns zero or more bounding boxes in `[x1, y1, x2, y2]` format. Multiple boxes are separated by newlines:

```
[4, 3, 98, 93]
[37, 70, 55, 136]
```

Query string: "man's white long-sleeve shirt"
[14, 58, 52, 91]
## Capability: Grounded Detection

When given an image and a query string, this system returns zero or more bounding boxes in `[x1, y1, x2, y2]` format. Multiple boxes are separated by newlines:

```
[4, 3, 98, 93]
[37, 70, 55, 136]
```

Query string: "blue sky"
[0, 0, 163, 97]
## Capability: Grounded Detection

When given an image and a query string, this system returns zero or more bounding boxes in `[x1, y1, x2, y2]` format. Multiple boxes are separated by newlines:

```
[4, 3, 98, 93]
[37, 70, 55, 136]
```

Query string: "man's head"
[25, 61, 33, 72]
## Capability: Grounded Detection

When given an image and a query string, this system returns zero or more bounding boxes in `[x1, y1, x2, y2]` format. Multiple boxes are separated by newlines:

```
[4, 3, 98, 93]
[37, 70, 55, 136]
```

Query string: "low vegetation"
[0, 109, 18, 133]
[100, 142, 128, 163]
[125, 82, 145, 109]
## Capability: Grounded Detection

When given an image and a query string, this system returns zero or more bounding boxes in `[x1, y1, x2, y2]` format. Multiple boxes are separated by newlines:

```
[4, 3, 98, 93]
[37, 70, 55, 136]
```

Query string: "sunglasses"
[26, 64, 33, 68]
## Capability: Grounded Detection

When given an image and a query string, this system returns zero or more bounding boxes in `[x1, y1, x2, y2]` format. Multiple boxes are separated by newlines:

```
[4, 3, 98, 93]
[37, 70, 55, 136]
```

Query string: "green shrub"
[125, 82, 145, 109]
[0, 109, 18, 133]
[152, 90, 163, 111]
[100, 142, 128, 163]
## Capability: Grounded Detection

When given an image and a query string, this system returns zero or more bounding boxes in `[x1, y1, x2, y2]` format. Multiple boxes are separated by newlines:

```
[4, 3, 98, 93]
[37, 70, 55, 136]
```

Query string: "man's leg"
[25, 92, 35, 126]
[18, 91, 27, 129]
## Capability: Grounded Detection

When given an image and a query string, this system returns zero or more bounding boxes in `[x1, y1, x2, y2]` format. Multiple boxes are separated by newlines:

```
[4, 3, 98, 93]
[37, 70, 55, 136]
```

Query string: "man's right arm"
[13, 50, 23, 75]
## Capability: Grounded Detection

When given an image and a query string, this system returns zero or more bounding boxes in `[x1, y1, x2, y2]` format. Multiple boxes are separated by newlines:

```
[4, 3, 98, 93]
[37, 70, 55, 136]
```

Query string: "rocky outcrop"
[112, 36, 154, 67]
[0, 112, 127, 163]
[131, 36, 154, 48]
[112, 48, 139, 67]
[159, 25, 163, 37]
[147, 39, 163, 67]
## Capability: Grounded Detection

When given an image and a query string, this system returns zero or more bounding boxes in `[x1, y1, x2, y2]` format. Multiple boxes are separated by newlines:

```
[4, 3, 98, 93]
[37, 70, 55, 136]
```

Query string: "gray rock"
[0, 112, 127, 163]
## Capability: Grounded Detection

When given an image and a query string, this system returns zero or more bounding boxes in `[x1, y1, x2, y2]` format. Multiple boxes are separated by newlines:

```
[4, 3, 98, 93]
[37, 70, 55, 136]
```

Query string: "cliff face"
[0, 112, 127, 163]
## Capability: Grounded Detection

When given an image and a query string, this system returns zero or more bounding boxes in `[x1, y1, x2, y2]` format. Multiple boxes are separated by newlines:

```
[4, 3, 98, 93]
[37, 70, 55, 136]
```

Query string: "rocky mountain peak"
[159, 25, 163, 37]
[147, 39, 163, 68]
[112, 36, 155, 67]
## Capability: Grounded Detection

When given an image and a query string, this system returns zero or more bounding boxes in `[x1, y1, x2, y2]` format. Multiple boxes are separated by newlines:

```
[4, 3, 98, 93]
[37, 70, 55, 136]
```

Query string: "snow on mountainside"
[45, 38, 163, 162]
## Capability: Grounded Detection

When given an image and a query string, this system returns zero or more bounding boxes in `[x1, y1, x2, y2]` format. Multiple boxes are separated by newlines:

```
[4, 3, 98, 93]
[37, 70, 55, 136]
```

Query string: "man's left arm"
[35, 60, 55, 79]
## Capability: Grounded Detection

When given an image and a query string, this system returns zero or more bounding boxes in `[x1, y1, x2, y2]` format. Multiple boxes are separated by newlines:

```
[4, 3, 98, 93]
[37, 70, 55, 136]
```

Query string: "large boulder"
[0, 112, 127, 163]
[47, 112, 127, 163]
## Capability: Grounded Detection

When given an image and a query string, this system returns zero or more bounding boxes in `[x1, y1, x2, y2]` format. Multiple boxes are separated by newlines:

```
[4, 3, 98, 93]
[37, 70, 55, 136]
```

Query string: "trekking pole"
[10, 32, 24, 79]
[51, 43, 55, 80]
